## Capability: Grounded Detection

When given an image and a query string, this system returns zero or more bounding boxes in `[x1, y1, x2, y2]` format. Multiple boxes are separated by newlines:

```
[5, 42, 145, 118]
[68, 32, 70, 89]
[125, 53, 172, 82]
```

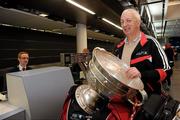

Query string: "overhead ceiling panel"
[0, 0, 124, 38]
[0, 6, 121, 42]
[0, 6, 72, 31]
[0, 0, 179, 39]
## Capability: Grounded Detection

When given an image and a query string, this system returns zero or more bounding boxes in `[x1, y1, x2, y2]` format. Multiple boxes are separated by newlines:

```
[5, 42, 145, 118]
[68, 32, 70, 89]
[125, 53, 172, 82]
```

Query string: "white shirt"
[121, 33, 141, 65]
[18, 65, 26, 71]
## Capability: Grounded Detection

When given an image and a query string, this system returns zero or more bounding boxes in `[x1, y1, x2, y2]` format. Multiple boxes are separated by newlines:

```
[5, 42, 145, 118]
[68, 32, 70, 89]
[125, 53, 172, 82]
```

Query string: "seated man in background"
[10, 51, 32, 72]
[1, 51, 31, 92]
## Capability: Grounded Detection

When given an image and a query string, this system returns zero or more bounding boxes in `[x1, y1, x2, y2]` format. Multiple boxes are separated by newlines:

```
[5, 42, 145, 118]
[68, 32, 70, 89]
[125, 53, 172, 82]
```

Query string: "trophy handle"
[128, 89, 148, 106]
[75, 85, 101, 114]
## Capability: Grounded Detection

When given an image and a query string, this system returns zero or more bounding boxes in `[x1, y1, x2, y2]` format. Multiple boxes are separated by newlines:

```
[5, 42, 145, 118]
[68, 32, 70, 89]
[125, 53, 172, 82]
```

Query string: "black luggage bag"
[135, 94, 180, 120]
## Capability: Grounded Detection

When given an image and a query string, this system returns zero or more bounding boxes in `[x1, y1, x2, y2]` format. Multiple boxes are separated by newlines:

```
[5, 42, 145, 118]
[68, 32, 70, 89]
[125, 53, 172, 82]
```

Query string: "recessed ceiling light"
[39, 13, 48, 17]
[94, 29, 100, 32]
[66, 0, 96, 15]
[102, 18, 122, 30]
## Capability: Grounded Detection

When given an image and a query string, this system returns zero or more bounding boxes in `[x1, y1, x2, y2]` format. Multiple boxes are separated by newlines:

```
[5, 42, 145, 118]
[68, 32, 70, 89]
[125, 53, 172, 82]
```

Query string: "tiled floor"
[169, 60, 180, 101]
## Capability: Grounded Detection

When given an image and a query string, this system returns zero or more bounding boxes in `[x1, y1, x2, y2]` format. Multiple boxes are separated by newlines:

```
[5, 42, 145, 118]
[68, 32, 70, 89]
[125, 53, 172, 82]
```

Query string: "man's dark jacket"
[113, 32, 171, 95]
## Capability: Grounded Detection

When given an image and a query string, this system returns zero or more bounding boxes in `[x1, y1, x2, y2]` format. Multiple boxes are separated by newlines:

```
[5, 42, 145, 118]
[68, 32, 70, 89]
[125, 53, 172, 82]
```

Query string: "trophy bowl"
[76, 47, 147, 114]
[86, 47, 144, 98]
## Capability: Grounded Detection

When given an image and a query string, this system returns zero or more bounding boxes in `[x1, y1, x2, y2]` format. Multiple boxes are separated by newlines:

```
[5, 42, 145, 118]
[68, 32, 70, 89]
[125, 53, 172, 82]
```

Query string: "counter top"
[0, 101, 24, 120]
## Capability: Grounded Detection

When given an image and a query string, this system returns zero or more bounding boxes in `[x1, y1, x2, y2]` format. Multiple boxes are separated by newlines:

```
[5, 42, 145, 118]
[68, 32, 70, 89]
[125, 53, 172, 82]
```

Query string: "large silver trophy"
[75, 47, 148, 114]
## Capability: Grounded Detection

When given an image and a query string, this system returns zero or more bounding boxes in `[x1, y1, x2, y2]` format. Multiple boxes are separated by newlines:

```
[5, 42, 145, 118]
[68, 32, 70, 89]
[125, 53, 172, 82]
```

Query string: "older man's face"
[120, 11, 140, 36]
[18, 53, 29, 67]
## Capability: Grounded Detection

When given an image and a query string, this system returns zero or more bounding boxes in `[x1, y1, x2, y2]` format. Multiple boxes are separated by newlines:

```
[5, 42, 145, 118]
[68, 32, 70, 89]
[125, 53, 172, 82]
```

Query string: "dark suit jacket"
[0, 66, 32, 92]
[8, 66, 32, 72]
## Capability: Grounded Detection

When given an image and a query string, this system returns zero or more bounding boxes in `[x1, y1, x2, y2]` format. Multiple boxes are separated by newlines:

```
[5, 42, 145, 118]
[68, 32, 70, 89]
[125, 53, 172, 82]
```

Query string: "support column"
[76, 24, 87, 53]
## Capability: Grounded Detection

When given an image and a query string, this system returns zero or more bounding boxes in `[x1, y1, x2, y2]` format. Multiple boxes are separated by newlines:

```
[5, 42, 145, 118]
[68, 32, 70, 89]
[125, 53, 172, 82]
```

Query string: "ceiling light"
[127, 2, 132, 5]
[57, 32, 62, 35]
[1, 23, 13, 27]
[102, 18, 122, 30]
[39, 13, 48, 17]
[88, 37, 93, 39]
[31, 28, 37, 31]
[94, 29, 100, 32]
[66, 0, 96, 15]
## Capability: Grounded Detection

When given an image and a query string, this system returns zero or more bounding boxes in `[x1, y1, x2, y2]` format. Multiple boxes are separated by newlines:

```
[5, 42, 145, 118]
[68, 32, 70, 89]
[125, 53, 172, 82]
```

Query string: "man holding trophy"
[60, 8, 179, 120]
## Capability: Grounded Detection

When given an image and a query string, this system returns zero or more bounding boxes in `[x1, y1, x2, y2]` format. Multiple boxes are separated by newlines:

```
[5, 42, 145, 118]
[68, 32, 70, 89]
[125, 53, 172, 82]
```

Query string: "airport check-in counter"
[0, 66, 74, 120]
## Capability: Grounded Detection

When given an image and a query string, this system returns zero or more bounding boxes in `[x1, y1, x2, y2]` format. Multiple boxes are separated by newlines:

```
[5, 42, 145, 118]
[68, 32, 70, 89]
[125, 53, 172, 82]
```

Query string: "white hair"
[121, 8, 141, 22]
